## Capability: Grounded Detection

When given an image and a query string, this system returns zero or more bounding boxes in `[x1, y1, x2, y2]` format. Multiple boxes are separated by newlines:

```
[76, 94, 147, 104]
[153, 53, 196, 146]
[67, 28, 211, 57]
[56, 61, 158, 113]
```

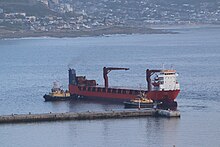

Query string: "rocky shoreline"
[0, 26, 177, 39]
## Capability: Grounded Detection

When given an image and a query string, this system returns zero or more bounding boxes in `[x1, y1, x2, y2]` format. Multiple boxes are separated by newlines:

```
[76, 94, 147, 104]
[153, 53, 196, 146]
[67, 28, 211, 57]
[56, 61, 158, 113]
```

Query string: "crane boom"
[103, 67, 129, 88]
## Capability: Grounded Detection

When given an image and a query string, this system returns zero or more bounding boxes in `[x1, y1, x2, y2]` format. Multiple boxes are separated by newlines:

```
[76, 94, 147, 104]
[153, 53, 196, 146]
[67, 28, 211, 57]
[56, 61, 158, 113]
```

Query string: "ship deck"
[95, 85, 148, 91]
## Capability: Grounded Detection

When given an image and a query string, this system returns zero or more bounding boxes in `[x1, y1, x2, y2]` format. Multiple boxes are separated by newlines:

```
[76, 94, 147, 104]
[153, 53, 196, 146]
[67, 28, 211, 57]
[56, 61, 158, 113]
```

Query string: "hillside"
[0, 0, 219, 38]
[0, 0, 57, 17]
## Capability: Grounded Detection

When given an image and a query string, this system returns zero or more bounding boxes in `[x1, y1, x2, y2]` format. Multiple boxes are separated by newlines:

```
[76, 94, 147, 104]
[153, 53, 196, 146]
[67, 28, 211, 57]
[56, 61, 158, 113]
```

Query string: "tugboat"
[43, 82, 71, 101]
[123, 93, 158, 108]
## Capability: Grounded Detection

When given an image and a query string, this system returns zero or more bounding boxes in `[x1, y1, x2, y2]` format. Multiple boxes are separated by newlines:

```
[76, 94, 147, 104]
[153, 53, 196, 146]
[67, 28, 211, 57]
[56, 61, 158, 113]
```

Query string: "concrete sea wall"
[0, 109, 180, 124]
[0, 109, 155, 124]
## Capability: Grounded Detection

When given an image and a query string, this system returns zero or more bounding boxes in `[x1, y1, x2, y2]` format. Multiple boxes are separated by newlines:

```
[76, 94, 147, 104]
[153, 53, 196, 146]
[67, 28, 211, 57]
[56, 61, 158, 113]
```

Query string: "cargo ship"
[68, 67, 180, 107]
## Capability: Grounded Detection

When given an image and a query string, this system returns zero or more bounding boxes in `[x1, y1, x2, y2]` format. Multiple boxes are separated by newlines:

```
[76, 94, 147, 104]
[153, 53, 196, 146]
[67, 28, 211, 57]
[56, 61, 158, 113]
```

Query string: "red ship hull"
[69, 85, 180, 102]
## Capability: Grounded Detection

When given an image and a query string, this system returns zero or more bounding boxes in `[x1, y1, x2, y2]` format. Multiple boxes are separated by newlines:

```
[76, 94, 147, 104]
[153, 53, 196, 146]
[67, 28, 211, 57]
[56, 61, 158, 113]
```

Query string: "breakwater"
[0, 109, 180, 124]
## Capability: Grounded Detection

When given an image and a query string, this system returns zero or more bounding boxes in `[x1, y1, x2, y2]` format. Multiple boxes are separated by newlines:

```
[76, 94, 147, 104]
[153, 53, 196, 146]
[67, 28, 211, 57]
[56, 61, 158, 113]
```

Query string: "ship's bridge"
[152, 70, 180, 91]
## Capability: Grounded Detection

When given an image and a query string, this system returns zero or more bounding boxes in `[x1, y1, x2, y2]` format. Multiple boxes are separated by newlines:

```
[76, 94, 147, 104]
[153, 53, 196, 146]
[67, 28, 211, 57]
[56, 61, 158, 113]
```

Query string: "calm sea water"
[0, 27, 220, 147]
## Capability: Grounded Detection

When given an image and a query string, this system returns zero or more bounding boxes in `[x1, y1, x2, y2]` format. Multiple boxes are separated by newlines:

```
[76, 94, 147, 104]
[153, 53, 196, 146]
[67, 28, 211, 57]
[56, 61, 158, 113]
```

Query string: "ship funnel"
[69, 68, 77, 85]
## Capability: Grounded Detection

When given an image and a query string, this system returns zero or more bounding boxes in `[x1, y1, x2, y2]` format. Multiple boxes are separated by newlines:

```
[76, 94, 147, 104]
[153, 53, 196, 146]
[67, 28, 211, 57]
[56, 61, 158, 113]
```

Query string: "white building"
[26, 16, 37, 22]
[39, 0, 49, 6]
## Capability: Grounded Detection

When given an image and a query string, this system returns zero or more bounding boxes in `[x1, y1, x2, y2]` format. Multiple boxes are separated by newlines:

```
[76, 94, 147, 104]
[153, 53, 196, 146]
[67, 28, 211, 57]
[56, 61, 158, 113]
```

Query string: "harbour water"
[0, 26, 220, 147]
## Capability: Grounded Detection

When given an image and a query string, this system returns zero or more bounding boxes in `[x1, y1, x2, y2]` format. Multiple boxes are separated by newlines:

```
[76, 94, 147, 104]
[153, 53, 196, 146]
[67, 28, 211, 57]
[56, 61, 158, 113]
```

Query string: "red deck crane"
[103, 67, 129, 88]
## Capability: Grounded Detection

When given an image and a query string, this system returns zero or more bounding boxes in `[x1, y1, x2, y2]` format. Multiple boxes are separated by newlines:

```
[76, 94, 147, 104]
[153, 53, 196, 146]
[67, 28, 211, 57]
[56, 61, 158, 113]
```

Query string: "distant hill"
[0, 0, 219, 36]
[0, 0, 57, 17]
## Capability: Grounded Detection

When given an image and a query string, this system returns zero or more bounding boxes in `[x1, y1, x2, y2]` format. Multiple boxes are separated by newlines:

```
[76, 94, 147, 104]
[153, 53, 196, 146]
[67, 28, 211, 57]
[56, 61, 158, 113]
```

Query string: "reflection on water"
[0, 117, 180, 147]
[68, 99, 124, 112]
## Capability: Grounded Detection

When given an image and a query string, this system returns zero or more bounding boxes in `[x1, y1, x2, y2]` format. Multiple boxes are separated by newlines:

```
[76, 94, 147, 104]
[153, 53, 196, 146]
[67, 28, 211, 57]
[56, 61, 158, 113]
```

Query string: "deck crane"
[103, 67, 129, 88]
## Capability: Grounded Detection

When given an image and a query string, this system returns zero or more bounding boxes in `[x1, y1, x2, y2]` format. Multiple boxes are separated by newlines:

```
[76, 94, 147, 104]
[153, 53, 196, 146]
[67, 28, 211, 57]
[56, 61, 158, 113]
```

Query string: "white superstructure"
[152, 70, 180, 91]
